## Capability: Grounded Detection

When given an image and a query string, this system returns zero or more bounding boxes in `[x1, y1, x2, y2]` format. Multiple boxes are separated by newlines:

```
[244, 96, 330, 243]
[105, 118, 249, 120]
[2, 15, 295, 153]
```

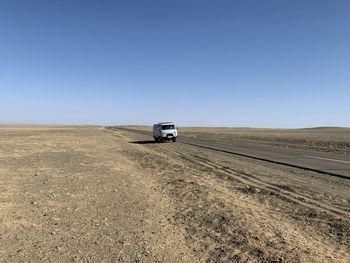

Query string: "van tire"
[172, 138, 176, 142]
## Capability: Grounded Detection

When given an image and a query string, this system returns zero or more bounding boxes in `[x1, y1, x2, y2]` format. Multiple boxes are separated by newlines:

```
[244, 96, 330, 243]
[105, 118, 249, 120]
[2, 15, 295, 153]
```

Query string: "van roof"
[155, 122, 175, 125]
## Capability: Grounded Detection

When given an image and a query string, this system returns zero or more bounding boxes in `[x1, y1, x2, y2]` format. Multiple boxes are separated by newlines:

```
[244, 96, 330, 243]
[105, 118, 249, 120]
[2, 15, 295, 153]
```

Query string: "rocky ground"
[0, 126, 349, 262]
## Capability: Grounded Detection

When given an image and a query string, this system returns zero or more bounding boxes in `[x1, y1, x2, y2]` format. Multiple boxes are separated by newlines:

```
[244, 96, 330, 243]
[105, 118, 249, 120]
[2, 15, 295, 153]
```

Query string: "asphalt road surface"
[116, 127, 350, 179]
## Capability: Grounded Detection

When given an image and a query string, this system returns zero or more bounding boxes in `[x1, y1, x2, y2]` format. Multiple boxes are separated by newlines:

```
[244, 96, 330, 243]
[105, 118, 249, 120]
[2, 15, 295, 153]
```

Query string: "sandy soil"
[0, 126, 194, 262]
[1, 126, 349, 262]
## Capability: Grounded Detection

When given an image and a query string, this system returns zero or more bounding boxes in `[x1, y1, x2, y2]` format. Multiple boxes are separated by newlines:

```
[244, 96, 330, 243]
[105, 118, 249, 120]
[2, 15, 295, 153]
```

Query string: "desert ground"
[0, 126, 349, 262]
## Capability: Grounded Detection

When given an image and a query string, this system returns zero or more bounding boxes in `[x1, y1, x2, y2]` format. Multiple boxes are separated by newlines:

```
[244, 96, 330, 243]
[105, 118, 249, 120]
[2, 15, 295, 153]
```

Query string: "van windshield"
[161, 125, 175, 130]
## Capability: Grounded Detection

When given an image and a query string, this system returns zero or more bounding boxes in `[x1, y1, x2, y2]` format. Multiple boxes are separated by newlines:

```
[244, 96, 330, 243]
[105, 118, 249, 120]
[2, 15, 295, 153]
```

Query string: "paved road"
[115, 127, 350, 179]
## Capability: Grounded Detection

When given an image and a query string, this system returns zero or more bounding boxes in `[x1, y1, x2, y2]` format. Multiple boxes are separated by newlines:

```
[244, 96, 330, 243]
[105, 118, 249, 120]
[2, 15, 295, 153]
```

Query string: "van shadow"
[129, 140, 157, 145]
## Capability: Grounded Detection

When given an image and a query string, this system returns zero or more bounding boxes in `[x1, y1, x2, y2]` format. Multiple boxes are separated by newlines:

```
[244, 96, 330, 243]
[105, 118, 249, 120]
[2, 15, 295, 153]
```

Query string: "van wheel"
[172, 137, 176, 142]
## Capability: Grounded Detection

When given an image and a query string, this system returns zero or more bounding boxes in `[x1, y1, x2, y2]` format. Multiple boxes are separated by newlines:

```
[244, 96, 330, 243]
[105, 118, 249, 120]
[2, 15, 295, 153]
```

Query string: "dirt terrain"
[181, 127, 350, 155]
[1, 126, 349, 262]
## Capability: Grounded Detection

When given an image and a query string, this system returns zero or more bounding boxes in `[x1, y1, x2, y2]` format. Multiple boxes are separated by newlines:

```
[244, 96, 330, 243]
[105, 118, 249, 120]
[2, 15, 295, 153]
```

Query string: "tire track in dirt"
[113, 127, 350, 261]
[121, 140, 349, 262]
[159, 143, 350, 219]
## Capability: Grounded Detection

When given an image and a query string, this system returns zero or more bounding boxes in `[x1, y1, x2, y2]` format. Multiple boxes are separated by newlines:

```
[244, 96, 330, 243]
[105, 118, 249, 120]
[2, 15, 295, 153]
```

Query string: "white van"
[153, 122, 178, 142]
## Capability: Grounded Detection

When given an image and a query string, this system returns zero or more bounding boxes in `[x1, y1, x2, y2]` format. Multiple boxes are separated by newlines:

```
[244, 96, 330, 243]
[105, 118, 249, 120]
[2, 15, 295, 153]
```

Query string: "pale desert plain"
[0, 125, 349, 262]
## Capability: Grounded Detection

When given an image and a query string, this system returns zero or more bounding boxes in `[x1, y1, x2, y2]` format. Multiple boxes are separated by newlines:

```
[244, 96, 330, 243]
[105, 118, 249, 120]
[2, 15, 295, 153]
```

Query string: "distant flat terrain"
[1, 126, 349, 262]
[181, 127, 350, 155]
[117, 126, 350, 178]
[122, 126, 350, 154]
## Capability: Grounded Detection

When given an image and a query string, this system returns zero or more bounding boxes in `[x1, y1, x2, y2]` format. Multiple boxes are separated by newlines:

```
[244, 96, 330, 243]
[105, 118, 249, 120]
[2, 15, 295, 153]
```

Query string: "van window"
[161, 125, 175, 130]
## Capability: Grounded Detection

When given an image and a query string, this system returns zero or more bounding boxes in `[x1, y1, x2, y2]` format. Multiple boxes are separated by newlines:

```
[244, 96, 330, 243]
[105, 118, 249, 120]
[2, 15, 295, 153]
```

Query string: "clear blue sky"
[0, 1, 349, 127]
